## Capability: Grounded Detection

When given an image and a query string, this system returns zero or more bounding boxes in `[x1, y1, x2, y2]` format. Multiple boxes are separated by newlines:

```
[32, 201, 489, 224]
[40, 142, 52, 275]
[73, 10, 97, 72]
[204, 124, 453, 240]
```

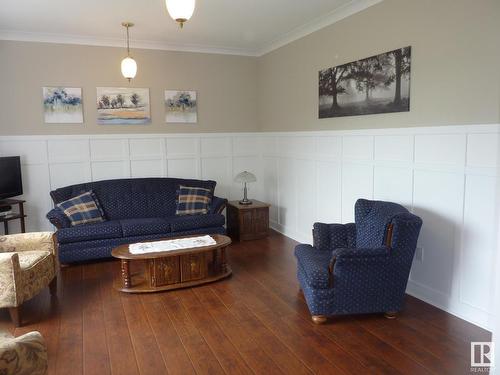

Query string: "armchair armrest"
[0, 253, 22, 307]
[313, 222, 356, 251]
[332, 246, 391, 261]
[0, 232, 56, 255]
[210, 196, 227, 214]
[46, 208, 71, 229]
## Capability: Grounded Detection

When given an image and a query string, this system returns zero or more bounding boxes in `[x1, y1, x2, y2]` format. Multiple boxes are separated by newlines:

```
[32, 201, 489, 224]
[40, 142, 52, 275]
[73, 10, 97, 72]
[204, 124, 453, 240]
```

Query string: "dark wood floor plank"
[175, 288, 254, 375]
[321, 316, 433, 375]
[211, 277, 365, 375]
[121, 291, 168, 375]
[405, 295, 491, 343]
[140, 292, 197, 375]
[353, 314, 470, 374]
[0, 231, 491, 375]
[32, 290, 61, 375]
[208, 286, 314, 375]
[82, 263, 111, 375]
[54, 266, 84, 375]
[193, 286, 285, 375]
[160, 290, 227, 375]
[97, 261, 140, 375]
[225, 251, 407, 375]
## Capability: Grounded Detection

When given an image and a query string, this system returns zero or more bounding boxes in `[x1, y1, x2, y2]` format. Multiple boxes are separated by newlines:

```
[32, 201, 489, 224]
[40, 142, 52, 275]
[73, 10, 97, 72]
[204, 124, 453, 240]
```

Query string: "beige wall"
[257, 0, 500, 131]
[1, 0, 499, 135]
[0, 41, 257, 135]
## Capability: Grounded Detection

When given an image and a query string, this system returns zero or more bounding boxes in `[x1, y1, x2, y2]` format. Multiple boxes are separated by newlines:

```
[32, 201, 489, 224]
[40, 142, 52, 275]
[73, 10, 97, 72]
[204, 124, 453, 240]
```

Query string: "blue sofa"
[46, 178, 227, 264]
[295, 199, 422, 324]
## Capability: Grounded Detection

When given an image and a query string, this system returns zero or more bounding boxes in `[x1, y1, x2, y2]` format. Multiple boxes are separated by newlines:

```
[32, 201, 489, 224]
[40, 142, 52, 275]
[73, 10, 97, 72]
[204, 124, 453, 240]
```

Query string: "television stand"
[0, 199, 26, 235]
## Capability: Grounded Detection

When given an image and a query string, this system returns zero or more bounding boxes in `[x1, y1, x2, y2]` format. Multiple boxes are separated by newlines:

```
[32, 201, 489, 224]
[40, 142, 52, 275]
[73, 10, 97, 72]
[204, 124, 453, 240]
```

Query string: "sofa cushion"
[176, 186, 213, 216]
[120, 218, 171, 237]
[294, 244, 333, 289]
[50, 178, 217, 220]
[57, 191, 105, 226]
[57, 221, 122, 244]
[168, 214, 225, 232]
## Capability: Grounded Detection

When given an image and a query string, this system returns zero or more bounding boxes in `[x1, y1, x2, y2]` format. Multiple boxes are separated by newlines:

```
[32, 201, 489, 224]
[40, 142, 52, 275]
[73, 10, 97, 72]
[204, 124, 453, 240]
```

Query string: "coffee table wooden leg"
[121, 259, 131, 288]
[221, 247, 227, 273]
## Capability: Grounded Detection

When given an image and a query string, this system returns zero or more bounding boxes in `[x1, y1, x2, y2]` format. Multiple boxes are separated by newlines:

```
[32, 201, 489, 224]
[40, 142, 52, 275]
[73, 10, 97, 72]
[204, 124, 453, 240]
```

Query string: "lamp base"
[238, 199, 253, 205]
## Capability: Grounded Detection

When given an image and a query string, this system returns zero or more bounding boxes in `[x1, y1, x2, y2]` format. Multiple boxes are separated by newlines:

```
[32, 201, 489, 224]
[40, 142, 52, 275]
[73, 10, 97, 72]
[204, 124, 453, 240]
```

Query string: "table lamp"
[234, 171, 257, 205]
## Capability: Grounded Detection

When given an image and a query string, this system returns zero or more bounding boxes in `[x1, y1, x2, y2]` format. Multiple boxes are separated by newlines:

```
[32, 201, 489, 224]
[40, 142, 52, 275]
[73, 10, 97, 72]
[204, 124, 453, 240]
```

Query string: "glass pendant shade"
[121, 56, 137, 80]
[166, 0, 195, 27]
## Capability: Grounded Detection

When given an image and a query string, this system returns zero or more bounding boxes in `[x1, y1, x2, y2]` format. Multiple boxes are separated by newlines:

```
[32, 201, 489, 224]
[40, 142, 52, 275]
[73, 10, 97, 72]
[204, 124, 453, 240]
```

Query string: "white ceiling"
[0, 0, 381, 56]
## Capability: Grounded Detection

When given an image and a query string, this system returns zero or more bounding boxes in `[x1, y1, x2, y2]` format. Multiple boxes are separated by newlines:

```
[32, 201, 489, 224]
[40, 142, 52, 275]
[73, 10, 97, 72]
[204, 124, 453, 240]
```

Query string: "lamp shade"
[234, 171, 257, 183]
[166, 0, 195, 23]
[121, 56, 137, 80]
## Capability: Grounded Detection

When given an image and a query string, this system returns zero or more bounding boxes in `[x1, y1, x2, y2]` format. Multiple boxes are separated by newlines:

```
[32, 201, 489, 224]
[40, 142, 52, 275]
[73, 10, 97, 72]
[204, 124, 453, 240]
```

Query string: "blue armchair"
[295, 199, 422, 324]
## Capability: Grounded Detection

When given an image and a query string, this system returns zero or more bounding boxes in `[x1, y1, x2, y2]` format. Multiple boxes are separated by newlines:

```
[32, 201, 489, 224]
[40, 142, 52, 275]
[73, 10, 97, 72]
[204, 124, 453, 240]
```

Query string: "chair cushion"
[168, 214, 225, 232]
[176, 186, 213, 216]
[18, 251, 56, 302]
[57, 191, 106, 226]
[120, 218, 171, 237]
[294, 244, 333, 289]
[56, 221, 123, 244]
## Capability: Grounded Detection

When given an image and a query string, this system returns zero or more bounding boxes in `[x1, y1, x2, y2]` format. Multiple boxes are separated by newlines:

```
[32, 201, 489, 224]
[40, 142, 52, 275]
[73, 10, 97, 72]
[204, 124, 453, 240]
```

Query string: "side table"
[0, 199, 26, 235]
[227, 200, 270, 241]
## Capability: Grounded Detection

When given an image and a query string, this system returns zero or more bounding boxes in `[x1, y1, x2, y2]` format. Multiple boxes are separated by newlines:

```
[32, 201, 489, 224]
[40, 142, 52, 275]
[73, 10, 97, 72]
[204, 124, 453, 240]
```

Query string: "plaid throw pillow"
[57, 191, 106, 226]
[176, 186, 212, 216]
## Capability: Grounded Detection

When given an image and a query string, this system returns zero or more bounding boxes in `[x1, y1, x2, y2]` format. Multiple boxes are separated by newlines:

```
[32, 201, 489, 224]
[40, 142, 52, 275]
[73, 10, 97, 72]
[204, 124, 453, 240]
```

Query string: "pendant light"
[121, 22, 137, 82]
[166, 0, 195, 28]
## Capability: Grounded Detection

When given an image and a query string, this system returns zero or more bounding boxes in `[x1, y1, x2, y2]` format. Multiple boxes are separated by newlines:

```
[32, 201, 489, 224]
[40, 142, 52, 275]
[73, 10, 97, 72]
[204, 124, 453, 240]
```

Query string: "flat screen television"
[0, 156, 23, 200]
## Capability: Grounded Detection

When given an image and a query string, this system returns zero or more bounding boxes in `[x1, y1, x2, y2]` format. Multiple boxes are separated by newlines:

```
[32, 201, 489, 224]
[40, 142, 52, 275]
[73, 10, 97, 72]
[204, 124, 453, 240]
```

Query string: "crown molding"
[256, 0, 383, 56]
[0, 30, 259, 57]
[0, 0, 382, 57]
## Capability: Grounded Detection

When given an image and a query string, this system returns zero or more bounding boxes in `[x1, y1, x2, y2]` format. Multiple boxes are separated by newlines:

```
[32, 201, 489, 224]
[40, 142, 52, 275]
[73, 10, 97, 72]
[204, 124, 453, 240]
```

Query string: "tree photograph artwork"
[319, 46, 411, 118]
[96, 87, 151, 125]
[165, 90, 197, 123]
[43, 87, 83, 123]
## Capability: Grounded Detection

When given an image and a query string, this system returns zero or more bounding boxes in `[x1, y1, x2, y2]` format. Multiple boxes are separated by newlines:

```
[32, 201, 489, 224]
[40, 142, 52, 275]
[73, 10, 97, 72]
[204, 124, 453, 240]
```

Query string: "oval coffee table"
[111, 234, 232, 293]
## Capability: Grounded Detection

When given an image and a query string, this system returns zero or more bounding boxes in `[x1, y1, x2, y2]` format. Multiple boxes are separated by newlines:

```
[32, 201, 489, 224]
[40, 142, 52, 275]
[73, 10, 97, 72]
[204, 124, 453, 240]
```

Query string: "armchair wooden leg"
[49, 277, 57, 296]
[312, 315, 327, 324]
[384, 311, 397, 319]
[9, 306, 21, 327]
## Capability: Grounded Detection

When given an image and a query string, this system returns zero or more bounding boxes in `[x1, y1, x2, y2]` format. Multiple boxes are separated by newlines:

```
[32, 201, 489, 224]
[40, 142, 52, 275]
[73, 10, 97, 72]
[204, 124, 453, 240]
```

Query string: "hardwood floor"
[0, 231, 491, 374]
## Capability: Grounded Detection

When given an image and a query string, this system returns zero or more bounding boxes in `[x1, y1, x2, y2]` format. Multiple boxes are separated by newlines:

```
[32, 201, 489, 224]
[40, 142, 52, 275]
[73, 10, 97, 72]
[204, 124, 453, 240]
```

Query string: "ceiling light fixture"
[121, 22, 137, 82]
[166, 0, 195, 28]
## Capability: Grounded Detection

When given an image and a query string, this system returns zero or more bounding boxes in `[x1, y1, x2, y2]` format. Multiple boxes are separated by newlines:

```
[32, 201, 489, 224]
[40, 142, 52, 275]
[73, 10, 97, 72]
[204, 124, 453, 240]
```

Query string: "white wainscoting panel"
[0, 124, 498, 331]
[0, 132, 264, 238]
[261, 124, 500, 331]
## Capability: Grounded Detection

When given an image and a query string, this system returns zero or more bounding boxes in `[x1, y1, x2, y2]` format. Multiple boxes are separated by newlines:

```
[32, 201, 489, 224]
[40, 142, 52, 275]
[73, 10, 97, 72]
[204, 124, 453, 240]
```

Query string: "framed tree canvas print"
[319, 46, 411, 118]
[96, 87, 151, 125]
[165, 90, 197, 123]
[43, 87, 83, 123]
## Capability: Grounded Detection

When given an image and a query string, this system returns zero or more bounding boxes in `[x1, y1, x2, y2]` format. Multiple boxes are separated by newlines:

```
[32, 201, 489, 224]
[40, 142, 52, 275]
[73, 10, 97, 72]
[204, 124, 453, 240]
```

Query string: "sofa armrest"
[0, 331, 48, 374]
[312, 223, 356, 251]
[46, 208, 71, 229]
[0, 232, 56, 255]
[210, 196, 227, 214]
[0, 252, 22, 308]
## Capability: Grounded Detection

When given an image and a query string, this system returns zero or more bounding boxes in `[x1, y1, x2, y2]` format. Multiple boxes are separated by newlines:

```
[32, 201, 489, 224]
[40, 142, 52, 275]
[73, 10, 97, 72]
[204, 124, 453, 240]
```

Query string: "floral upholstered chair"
[0, 232, 57, 327]
[0, 330, 48, 375]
